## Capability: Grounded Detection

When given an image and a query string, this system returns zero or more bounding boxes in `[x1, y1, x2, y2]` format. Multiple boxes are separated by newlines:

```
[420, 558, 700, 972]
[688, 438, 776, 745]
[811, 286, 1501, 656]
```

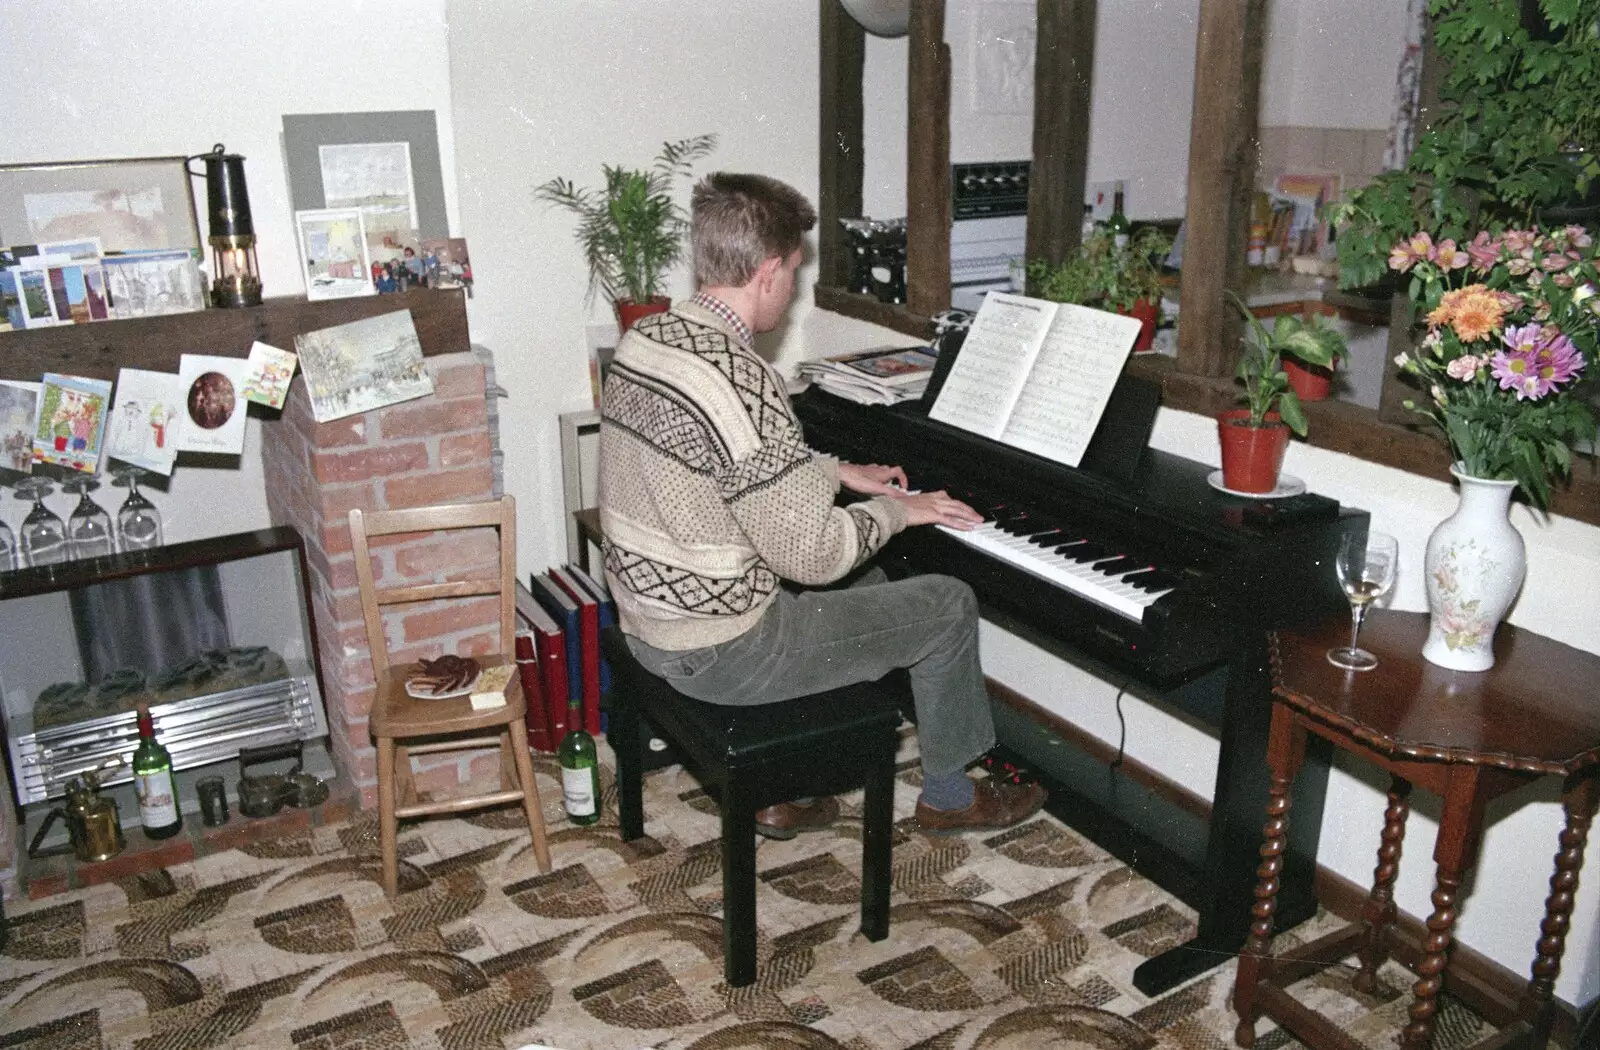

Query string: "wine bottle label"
[136, 770, 179, 828]
[561, 766, 597, 817]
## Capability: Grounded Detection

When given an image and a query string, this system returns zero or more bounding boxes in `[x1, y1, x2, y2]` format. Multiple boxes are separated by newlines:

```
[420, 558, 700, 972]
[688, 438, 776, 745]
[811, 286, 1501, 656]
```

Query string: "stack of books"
[796, 344, 938, 405]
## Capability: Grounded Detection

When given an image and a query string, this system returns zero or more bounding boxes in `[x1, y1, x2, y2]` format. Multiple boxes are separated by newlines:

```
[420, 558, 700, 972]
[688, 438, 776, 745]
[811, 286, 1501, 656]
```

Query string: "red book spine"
[552, 568, 602, 734]
[536, 623, 569, 747]
[515, 631, 552, 752]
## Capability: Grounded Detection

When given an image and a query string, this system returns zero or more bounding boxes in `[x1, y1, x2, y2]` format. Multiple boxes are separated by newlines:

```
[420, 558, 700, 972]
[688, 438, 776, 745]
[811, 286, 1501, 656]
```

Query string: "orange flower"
[1448, 287, 1506, 342]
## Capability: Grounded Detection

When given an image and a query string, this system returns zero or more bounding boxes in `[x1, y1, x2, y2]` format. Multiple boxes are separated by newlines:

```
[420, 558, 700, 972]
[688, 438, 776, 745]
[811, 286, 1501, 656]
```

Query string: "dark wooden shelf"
[0, 526, 305, 600]
[0, 287, 469, 383]
[813, 283, 1600, 529]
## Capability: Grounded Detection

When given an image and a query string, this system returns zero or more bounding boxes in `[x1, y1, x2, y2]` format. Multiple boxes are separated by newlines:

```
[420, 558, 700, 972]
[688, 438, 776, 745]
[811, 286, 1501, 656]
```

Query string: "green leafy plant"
[1226, 293, 1347, 436]
[1027, 227, 1173, 311]
[1334, 0, 1600, 290]
[535, 134, 717, 305]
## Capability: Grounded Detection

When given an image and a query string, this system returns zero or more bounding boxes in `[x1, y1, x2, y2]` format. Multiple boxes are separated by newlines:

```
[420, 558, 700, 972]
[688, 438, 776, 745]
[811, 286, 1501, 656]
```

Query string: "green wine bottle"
[558, 698, 601, 826]
[133, 704, 182, 839]
[1109, 181, 1131, 250]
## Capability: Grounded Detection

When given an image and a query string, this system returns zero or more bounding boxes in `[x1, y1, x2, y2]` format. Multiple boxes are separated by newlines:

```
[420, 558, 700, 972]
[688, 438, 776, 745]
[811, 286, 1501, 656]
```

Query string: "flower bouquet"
[1389, 225, 1600, 511]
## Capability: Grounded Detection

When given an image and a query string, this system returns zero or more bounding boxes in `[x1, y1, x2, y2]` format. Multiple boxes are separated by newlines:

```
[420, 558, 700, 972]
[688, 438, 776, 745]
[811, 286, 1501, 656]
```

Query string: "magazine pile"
[795, 344, 938, 405]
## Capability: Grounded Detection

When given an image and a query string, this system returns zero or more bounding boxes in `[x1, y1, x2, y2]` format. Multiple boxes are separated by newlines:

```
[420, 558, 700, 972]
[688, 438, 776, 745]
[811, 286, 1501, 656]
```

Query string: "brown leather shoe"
[914, 778, 1047, 836]
[754, 797, 839, 840]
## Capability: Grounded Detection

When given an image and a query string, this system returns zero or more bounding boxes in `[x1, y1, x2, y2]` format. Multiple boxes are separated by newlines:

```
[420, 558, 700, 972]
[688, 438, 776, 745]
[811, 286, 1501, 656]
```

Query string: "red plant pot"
[1117, 298, 1160, 353]
[1284, 357, 1334, 401]
[616, 296, 670, 333]
[1217, 409, 1290, 493]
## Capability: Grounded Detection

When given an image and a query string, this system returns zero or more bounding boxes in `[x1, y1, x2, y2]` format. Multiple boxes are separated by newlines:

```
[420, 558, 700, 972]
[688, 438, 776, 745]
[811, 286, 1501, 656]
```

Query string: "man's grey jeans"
[624, 569, 996, 778]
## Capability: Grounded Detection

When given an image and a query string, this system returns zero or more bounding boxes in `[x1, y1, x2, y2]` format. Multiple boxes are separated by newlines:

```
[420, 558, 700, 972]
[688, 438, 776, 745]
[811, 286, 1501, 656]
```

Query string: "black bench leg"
[722, 777, 759, 987]
[610, 694, 644, 841]
[860, 741, 894, 942]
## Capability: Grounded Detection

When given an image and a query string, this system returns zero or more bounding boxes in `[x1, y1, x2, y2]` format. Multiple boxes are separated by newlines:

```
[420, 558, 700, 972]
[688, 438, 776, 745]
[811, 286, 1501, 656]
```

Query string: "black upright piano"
[794, 377, 1366, 994]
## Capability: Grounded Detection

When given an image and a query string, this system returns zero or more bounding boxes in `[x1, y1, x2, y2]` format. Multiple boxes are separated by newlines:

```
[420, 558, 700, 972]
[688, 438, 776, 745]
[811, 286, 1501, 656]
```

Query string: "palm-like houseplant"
[536, 134, 717, 328]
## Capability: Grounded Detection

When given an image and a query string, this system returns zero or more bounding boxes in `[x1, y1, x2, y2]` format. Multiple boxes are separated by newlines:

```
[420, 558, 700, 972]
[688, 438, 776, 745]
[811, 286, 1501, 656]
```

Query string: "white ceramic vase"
[1421, 465, 1526, 671]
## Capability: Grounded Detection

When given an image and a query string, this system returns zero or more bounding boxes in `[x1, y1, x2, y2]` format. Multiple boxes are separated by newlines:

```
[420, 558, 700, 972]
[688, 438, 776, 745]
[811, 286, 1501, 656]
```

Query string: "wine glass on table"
[61, 475, 117, 559]
[1327, 530, 1399, 671]
[111, 466, 163, 550]
[14, 477, 68, 567]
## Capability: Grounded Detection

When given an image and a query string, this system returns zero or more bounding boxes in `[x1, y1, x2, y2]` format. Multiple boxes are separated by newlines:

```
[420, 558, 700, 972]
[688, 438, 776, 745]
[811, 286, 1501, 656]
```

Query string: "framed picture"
[295, 208, 375, 300]
[0, 156, 202, 255]
[282, 111, 449, 240]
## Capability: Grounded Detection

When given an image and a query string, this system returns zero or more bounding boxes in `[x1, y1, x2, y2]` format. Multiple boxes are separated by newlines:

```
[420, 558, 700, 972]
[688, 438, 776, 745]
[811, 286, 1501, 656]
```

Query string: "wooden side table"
[1232, 610, 1600, 1050]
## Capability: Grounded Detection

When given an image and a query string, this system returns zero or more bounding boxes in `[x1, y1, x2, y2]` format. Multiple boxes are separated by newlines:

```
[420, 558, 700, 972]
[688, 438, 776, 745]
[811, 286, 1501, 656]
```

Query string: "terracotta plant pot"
[616, 296, 670, 333]
[1217, 409, 1290, 493]
[1284, 357, 1335, 401]
[1117, 298, 1160, 353]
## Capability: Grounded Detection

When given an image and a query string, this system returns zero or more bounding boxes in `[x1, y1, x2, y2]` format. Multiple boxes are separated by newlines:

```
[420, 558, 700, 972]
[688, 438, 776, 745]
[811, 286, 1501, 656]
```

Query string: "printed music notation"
[929, 292, 1142, 468]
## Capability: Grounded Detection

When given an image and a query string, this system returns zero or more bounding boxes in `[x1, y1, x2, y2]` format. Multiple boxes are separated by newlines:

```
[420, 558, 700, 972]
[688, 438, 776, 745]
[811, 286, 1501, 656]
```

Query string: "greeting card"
[32, 373, 112, 472]
[176, 355, 250, 455]
[0, 380, 41, 473]
[106, 368, 185, 475]
[240, 341, 298, 409]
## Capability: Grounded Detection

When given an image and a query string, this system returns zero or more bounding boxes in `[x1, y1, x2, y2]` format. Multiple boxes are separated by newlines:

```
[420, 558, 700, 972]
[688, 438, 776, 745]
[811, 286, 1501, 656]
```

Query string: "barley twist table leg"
[1353, 775, 1411, 994]
[1520, 772, 1598, 1046]
[1232, 705, 1305, 1049]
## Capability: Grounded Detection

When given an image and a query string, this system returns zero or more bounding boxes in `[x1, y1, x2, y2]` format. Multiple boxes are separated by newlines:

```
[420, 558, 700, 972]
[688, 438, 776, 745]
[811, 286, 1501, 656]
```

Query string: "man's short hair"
[691, 173, 817, 287]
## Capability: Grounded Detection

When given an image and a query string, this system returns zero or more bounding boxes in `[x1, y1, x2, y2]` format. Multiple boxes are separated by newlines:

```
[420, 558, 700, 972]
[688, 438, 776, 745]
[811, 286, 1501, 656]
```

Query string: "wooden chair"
[602, 624, 903, 987]
[349, 496, 552, 897]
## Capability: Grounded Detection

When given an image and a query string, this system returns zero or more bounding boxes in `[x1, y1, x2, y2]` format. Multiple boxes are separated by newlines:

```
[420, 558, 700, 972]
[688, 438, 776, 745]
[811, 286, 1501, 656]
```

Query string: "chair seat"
[370, 655, 524, 739]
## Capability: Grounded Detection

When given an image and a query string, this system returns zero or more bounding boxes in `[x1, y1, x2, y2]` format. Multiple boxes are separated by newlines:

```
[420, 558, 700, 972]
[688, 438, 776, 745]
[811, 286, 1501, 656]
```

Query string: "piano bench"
[601, 625, 904, 987]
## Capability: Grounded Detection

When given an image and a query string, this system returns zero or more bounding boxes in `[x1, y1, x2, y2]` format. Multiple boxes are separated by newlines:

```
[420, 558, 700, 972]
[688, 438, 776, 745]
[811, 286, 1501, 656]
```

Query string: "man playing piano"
[598, 172, 1046, 839]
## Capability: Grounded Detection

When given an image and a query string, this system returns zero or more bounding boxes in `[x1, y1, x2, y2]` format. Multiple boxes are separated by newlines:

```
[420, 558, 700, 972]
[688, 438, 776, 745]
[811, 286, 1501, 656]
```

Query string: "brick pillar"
[261, 352, 505, 808]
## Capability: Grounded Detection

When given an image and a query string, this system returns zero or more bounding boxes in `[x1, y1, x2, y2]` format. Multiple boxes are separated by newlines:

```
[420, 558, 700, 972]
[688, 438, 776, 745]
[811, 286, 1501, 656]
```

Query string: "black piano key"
[1127, 569, 1183, 592]
[1061, 542, 1111, 563]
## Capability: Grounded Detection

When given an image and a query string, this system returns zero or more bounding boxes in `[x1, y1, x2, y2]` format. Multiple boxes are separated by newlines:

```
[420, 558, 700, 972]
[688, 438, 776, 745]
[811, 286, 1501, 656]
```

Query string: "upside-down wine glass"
[61, 476, 117, 559]
[111, 466, 163, 550]
[1327, 530, 1399, 671]
[0, 510, 15, 571]
[14, 477, 68, 567]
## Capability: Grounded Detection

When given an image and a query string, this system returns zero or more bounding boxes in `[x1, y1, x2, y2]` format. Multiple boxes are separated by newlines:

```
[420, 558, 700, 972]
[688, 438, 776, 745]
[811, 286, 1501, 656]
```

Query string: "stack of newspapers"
[795, 344, 938, 405]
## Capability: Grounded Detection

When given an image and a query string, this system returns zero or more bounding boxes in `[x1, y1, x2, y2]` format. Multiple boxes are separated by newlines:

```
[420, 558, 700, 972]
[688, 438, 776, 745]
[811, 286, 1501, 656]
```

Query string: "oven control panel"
[951, 160, 1031, 219]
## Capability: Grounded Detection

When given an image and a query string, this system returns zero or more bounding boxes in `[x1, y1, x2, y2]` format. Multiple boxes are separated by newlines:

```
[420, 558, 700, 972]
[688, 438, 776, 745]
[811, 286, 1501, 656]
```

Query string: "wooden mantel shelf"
[814, 283, 1600, 529]
[0, 287, 469, 384]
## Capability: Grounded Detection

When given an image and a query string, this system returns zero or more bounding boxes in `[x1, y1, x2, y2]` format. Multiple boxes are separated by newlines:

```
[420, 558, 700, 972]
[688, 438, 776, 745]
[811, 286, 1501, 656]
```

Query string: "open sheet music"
[928, 292, 1142, 468]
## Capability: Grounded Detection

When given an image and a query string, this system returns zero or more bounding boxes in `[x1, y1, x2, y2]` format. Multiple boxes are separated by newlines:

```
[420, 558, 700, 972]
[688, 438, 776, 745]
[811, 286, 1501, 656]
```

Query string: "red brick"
[393, 530, 498, 580]
[458, 630, 500, 657]
[401, 596, 501, 643]
[346, 714, 374, 752]
[439, 431, 492, 468]
[321, 521, 353, 555]
[27, 872, 68, 900]
[318, 483, 380, 523]
[312, 442, 429, 485]
[430, 361, 487, 399]
[313, 416, 371, 448]
[78, 838, 195, 888]
[327, 590, 368, 627]
[385, 465, 494, 509]
[411, 758, 468, 797]
[378, 397, 487, 440]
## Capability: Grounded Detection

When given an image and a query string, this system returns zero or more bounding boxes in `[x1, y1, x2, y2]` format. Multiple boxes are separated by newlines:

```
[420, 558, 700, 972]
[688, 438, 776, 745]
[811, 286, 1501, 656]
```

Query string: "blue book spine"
[530, 574, 583, 709]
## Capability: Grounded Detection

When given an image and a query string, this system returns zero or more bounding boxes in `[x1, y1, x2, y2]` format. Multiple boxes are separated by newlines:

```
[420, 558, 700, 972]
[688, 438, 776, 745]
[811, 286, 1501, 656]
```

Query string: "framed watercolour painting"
[282, 111, 448, 240]
[0, 157, 202, 256]
[295, 208, 374, 300]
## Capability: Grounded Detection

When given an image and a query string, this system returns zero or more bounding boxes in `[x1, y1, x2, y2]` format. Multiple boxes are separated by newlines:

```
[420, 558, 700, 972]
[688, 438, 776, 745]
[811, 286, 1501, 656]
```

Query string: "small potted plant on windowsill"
[536, 134, 717, 331]
[1274, 312, 1348, 402]
[1028, 226, 1173, 351]
[1218, 293, 1347, 493]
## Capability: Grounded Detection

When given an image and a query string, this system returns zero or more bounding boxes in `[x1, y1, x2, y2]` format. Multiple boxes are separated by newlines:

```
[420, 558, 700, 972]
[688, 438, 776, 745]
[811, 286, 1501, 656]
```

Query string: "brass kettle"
[28, 765, 126, 863]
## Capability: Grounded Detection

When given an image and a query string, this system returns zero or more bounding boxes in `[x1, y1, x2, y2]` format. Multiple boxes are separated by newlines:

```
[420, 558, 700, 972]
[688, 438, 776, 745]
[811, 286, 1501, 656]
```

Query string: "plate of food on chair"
[405, 655, 481, 699]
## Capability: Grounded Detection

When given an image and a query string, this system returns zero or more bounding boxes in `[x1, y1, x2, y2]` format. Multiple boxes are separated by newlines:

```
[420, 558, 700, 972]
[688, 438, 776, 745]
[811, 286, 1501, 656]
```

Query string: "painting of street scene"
[293, 309, 433, 423]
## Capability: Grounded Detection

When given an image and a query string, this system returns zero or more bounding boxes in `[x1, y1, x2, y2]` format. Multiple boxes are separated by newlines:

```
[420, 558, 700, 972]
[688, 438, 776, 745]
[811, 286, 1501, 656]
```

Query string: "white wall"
[1261, 0, 1412, 129]
[0, 0, 459, 546]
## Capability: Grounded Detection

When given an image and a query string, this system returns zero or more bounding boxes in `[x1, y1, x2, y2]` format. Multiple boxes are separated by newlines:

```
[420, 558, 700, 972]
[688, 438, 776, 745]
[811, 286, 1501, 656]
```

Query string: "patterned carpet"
[1, 726, 1497, 1050]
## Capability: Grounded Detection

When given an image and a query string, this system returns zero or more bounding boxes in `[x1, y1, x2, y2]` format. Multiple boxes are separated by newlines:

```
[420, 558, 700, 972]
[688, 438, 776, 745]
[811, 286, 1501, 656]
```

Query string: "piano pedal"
[978, 752, 1036, 787]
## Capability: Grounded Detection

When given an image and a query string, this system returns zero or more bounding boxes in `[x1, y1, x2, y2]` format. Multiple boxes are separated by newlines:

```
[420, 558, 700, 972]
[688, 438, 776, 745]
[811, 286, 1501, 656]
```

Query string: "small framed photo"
[295, 207, 375, 300]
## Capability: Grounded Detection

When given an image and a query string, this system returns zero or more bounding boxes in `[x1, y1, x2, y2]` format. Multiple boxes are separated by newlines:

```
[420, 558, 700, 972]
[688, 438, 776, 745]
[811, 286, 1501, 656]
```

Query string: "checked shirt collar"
[689, 291, 753, 347]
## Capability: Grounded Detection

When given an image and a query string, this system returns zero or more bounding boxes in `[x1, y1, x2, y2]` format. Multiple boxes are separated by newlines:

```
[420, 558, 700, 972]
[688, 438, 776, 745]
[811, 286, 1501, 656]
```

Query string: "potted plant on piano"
[1028, 226, 1172, 352]
[1218, 293, 1347, 494]
[535, 133, 717, 332]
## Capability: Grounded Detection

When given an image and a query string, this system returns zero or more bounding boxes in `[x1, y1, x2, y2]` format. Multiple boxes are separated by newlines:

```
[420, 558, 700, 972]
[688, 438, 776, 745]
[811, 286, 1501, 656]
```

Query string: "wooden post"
[1027, 0, 1097, 268]
[1176, 0, 1266, 376]
[906, 0, 951, 317]
[818, 0, 866, 288]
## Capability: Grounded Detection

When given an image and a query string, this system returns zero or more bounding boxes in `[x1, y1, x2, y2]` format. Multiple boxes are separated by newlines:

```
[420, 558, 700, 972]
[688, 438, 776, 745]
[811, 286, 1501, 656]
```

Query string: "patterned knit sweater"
[598, 300, 908, 650]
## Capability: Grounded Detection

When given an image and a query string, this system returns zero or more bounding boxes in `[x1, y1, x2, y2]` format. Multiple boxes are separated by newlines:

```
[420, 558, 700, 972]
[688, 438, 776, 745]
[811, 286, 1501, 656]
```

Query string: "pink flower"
[1466, 231, 1502, 271]
[1553, 273, 1574, 288]
[1504, 229, 1538, 255]
[1389, 232, 1434, 273]
[1495, 291, 1522, 314]
[1446, 355, 1482, 380]
[1434, 238, 1470, 270]
[1507, 256, 1535, 276]
[1541, 253, 1570, 272]
[1491, 324, 1585, 399]
[1566, 225, 1593, 249]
